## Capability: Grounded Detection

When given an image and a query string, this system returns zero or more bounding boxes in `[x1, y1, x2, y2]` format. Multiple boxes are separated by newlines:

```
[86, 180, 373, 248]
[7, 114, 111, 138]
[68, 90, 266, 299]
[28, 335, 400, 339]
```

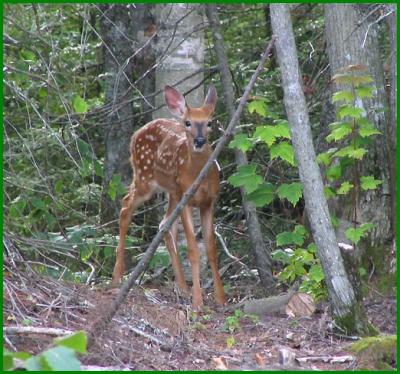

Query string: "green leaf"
[41, 346, 81, 371]
[248, 100, 268, 117]
[338, 105, 364, 120]
[294, 225, 308, 238]
[270, 141, 295, 165]
[356, 85, 375, 99]
[317, 152, 331, 166]
[276, 226, 307, 247]
[3, 349, 13, 371]
[308, 265, 325, 282]
[24, 355, 43, 371]
[360, 176, 382, 190]
[246, 183, 274, 207]
[337, 181, 354, 195]
[271, 249, 291, 264]
[9, 199, 27, 219]
[334, 146, 367, 160]
[276, 182, 303, 206]
[327, 164, 342, 181]
[228, 164, 263, 194]
[253, 126, 277, 146]
[332, 90, 354, 103]
[229, 134, 253, 153]
[358, 119, 381, 137]
[72, 95, 88, 114]
[55, 331, 87, 353]
[54, 180, 64, 194]
[38, 87, 48, 98]
[345, 223, 374, 244]
[32, 198, 47, 211]
[107, 175, 126, 200]
[94, 160, 104, 177]
[326, 123, 353, 142]
[277, 230, 304, 247]
[273, 120, 291, 139]
[324, 186, 336, 199]
[20, 49, 36, 61]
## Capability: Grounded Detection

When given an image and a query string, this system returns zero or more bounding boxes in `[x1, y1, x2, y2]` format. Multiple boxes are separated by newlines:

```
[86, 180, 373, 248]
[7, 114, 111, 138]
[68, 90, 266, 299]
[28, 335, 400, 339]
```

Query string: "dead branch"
[4, 326, 74, 336]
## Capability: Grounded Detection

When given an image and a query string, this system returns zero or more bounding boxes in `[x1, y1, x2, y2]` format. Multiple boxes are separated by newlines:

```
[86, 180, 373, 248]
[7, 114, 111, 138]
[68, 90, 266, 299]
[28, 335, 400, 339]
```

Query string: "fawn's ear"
[165, 85, 187, 118]
[203, 85, 217, 114]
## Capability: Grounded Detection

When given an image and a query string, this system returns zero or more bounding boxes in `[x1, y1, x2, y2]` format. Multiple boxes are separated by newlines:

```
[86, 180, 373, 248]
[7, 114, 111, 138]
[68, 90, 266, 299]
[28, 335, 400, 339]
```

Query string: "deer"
[112, 85, 226, 308]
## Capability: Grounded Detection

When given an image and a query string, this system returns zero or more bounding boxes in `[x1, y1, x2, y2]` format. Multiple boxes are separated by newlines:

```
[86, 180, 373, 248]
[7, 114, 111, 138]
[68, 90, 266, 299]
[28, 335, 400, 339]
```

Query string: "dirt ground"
[3, 265, 397, 371]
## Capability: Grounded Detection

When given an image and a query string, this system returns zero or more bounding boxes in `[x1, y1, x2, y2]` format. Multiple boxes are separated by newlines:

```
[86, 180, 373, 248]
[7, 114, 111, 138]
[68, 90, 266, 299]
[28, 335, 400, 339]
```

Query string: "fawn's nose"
[194, 137, 206, 148]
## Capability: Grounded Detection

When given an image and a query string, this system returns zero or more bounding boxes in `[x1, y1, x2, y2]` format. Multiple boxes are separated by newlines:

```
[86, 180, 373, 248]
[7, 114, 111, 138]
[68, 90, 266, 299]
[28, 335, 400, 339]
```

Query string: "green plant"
[223, 309, 259, 334]
[272, 225, 327, 301]
[317, 64, 381, 247]
[3, 331, 87, 371]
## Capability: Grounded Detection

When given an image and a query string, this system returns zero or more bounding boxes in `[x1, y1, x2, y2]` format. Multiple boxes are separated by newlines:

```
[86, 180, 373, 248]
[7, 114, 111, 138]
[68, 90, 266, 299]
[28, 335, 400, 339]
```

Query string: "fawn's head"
[165, 85, 217, 152]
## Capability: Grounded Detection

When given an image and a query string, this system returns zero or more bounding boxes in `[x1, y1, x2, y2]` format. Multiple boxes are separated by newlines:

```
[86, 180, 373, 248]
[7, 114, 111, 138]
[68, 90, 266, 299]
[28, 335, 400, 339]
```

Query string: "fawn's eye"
[207, 121, 212, 127]
[185, 121, 191, 127]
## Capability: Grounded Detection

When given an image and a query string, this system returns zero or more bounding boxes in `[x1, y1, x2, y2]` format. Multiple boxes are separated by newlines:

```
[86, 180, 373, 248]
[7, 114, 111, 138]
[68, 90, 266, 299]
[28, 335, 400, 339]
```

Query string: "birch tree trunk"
[206, 4, 275, 293]
[270, 4, 375, 336]
[152, 4, 208, 279]
[99, 5, 135, 223]
[324, 4, 393, 250]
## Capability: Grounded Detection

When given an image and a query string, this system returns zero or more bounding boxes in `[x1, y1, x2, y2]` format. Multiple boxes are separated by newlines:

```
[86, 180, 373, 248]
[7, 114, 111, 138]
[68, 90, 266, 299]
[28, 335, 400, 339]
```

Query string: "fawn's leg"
[161, 195, 188, 293]
[112, 184, 153, 284]
[181, 206, 203, 308]
[200, 204, 226, 305]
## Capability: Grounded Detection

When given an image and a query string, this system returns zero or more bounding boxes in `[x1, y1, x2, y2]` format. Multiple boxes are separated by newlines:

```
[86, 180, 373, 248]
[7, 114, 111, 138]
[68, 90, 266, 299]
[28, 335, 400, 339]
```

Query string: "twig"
[87, 36, 276, 347]
[4, 326, 74, 336]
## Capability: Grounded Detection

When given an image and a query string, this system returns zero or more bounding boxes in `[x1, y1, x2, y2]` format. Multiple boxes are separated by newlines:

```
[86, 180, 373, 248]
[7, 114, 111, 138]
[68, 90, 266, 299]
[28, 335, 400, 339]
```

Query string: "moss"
[334, 303, 379, 337]
[349, 335, 397, 370]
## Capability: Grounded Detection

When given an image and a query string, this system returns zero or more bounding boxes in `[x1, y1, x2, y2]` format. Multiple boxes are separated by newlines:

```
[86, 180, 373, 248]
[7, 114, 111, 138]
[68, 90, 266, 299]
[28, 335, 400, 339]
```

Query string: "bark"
[386, 5, 397, 238]
[270, 4, 374, 336]
[206, 4, 275, 293]
[131, 4, 156, 125]
[324, 4, 393, 248]
[152, 4, 208, 278]
[99, 5, 135, 223]
[88, 40, 275, 345]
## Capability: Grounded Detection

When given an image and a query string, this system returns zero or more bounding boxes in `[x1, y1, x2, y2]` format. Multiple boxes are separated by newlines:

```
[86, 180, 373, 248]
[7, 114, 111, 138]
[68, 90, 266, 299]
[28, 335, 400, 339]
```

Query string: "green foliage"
[345, 223, 375, 244]
[320, 65, 382, 247]
[227, 164, 263, 193]
[229, 133, 253, 153]
[3, 331, 86, 371]
[270, 141, 296, 166]
[276, 182, 303, 206]
[272, 226, 327, 301]
[223, 309, 259, 334]
[246, 183, 274, 207]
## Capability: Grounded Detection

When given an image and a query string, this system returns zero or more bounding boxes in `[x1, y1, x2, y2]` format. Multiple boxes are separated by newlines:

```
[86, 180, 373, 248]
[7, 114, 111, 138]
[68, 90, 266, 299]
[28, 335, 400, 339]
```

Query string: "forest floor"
[4, 264, 397, 371]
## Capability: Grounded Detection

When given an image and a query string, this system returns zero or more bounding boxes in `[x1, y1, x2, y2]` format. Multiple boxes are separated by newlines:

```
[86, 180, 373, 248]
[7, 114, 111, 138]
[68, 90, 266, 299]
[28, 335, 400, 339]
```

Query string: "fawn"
[112, 85, 226, 308]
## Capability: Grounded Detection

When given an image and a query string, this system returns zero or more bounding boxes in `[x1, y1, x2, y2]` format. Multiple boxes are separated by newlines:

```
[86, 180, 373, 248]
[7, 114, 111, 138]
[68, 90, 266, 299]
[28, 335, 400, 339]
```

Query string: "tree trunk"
[206, 4, 275, 293]
[386, 5, 397, 238]
[270, 4, 375, 336]
[324, 4, 393, 249]
[152, 4, 208, 279]
[99, 5, 135, 223]
[130, 4, 156, 125]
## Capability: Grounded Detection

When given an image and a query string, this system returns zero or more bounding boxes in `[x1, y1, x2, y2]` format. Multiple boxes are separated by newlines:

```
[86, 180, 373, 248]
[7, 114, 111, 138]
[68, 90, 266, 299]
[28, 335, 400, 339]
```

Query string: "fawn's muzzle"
[194, 137, 206, 148]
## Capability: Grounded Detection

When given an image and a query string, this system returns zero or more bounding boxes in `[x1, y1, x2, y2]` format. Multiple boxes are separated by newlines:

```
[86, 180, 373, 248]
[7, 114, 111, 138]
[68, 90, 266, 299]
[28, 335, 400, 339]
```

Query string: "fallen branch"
[87, 36, 276, 347]
[296, 355, 354, 364]
[4, 326, 73, 336]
